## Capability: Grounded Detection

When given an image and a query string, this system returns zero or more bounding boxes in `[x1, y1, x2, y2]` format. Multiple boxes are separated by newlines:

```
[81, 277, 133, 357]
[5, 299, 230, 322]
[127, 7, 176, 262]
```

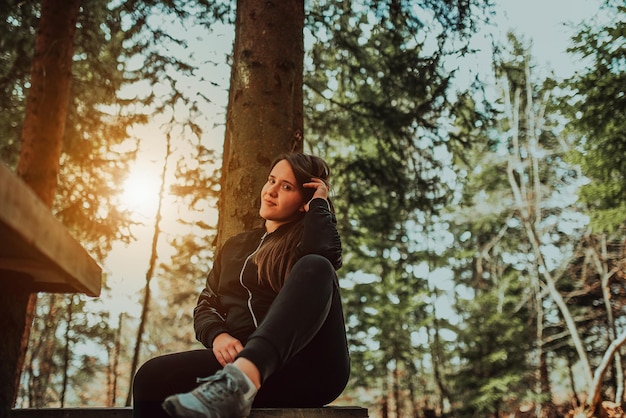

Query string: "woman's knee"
[134, 350, 220, 400]
[133, 356, 164, 399]
[291, 254, 335, 281]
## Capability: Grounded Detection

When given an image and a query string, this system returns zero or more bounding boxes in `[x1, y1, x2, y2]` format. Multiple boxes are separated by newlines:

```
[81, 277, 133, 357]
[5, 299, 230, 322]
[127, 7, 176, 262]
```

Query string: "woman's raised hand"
[302, 178, 328, 211]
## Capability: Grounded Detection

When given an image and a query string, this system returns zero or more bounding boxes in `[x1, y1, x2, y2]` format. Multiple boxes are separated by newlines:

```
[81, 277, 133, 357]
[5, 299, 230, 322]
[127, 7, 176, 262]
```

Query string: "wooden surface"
[0, 163, 101, 296]
[11, 407, 369, 417]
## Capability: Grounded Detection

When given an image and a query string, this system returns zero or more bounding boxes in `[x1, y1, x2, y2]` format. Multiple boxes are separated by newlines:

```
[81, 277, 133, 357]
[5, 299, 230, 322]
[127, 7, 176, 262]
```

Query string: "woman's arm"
[193, 252, 229, 348]
[297, 197, 342, 269]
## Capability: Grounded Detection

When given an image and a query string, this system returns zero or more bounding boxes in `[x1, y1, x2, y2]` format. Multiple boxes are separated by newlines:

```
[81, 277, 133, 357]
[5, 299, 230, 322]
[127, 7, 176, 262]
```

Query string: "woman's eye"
[282, 184, 292, 191]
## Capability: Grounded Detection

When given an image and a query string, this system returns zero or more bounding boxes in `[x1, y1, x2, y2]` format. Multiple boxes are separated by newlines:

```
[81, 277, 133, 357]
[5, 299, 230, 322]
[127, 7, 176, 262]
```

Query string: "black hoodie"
[193, 198, 342, 348]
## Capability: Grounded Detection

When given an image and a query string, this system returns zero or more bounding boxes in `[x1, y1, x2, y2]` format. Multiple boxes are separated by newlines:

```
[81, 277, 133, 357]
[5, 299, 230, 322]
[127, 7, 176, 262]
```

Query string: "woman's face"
[259, 159, 306, 232]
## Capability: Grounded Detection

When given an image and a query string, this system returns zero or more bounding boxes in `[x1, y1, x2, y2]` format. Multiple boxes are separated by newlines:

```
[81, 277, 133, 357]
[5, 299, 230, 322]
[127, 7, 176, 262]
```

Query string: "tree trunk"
[505, 65, 593, 383]
[17, 0, 79, 204]
[217, 0, 304, 247]
[61, 295, 73, 407]
[381, 377, 389, 418]
[567, 354, 581, 407]
[0, 274, 35, 414]
[535, 272, 552, 416]
[2, 0, 80, 414]
[393, 361, 401, 418]
[431, 314, 452, 410]
[587, 331, 626, 414]
[110, 313, 123, 406]
[595, 235, 624, 403]
[26, 294, 59, 407]
[407, 373, 418, 418]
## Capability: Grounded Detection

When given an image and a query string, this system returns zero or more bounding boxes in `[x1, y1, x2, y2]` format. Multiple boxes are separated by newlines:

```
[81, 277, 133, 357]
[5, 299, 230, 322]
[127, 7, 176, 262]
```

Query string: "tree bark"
[535, 275, 552, 416]
[0, 273, 35, 415]
[109, 313, 123, 406]
[1, 0, 80, 414]
[587, 331, 626, 413]
[595, 235, 624, 403]
[17, 0, 79, 204]
[61, 295, 73, 407]
[393, 361, 401, 417]
[217, 0, 305, 247]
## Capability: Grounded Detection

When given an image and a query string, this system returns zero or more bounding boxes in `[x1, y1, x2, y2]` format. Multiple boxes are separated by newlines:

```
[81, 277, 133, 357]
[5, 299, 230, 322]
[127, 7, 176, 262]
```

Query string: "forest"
[1, 0, 625, 417]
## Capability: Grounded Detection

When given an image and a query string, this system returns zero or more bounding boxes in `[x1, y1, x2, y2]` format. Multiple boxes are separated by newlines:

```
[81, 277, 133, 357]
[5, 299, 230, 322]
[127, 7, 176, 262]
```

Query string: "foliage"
[559, 4, 626, 410]
[453, 288, 533, 417]
[0, 0, 37, 166]
[563, 0, 626, 234]
[17, 294, 115, 407]
[446, 133, 539, 416]
[304, 0, 495, 412]
[446, 29, 626, 416]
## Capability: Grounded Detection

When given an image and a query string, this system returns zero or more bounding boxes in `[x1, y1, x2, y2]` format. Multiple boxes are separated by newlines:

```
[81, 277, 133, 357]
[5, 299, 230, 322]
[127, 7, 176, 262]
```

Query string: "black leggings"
[132, 254, 350, 417]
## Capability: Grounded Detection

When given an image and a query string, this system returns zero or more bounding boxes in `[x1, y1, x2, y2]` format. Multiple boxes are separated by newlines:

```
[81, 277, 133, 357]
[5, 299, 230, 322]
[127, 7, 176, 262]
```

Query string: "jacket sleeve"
[193, 248, 229, 348]
[297, 198, 343, 270]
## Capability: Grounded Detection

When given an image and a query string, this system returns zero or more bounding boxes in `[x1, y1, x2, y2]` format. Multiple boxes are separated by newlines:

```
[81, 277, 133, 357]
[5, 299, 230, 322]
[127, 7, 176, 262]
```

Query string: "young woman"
[132, 153, 350, 418]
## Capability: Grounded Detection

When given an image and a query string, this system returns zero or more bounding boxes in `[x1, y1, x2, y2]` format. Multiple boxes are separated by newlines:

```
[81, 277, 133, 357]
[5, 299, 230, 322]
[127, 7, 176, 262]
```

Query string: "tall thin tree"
[125, 134, 172, 406]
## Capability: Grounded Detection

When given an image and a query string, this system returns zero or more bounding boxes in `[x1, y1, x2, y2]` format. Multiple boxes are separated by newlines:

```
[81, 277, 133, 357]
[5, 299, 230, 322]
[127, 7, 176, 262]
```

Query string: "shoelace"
[195, 371, 239, 405]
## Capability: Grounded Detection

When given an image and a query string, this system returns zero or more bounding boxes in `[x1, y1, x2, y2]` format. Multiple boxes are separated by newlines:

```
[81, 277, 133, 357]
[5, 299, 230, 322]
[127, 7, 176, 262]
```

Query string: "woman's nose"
[267, 184, 279, 196]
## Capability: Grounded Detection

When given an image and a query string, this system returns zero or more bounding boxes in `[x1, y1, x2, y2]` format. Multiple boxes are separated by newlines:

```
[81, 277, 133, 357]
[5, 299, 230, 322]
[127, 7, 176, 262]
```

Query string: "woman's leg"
[238, 254, 350, 407]
[133, 349, 221, 418]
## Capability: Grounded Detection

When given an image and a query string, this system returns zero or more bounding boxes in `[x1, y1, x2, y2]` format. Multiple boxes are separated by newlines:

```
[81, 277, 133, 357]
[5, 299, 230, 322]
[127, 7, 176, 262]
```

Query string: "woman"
[133, 153, 350, 418]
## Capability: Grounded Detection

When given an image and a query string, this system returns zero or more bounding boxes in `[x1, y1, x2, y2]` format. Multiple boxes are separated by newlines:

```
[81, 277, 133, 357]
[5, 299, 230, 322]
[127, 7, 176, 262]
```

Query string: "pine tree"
[303, 0, 494, 412]
[561, 1, 626, 412]
[564, 0, 626, 234]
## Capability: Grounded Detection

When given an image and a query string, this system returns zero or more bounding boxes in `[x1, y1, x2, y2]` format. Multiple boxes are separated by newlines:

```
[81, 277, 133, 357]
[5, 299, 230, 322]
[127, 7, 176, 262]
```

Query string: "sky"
[98, 0, 605, 321]
[429, 0, 604, 318]
[491, 0, 602, 77]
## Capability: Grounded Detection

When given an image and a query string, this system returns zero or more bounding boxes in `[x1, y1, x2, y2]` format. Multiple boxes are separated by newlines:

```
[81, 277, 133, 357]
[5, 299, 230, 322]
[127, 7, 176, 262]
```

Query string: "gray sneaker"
[162, 364, 254, 418]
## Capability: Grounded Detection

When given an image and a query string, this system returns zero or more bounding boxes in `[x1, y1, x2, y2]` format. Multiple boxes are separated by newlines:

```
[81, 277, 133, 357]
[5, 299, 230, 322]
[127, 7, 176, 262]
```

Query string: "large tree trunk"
[0, 0, 79, 415]
[217, 0, 304, 247]
[17, 0, 79, 202]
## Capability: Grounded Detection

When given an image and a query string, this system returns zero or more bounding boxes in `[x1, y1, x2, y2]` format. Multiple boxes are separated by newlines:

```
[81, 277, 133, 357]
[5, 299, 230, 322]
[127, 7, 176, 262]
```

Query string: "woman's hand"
[303, 178, 329, 211]
[212, 333, 244, 366]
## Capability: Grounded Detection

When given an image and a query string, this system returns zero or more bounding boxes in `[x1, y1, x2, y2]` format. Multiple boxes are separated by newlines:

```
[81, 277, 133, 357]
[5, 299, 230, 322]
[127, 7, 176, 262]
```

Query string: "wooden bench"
[1, 163, 102, 417]
[11, 406, 368, 417]
[0, 163, 101, 296]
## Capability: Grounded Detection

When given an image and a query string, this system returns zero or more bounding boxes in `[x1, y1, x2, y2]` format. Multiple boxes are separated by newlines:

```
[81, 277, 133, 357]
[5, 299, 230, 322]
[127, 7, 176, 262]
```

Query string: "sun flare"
[120, 170, 161, 218]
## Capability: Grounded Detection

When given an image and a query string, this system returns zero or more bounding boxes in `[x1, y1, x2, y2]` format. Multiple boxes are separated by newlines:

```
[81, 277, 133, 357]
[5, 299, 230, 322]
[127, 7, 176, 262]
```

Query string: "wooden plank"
[0, 163, 101, 296]
[11, 409, 132, 418]
[11, 407, 369, 418]
[250, 408, 368, 418]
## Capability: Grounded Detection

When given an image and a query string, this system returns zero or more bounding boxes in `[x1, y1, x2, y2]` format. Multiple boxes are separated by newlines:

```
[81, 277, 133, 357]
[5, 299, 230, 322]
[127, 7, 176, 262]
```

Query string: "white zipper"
[239, 232, 267, 328]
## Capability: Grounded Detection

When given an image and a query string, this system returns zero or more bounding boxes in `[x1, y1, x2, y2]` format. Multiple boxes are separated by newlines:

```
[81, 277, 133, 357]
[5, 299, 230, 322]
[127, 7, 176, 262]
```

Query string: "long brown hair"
[254, 153, 333, 291]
